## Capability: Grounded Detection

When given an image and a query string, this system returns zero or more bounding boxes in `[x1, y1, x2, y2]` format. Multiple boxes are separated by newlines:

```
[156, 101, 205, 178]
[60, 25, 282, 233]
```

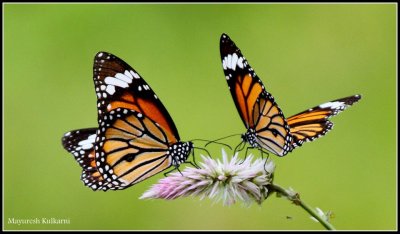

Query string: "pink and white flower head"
[140, 149, 275, 206]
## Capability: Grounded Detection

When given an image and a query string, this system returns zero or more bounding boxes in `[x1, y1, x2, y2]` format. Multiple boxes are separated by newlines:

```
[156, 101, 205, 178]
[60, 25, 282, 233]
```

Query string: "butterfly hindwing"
[287, 95, 361, 148]
[94, 108, 173, 189]
[62, 128, 109, 190]
[252, 92, 293, 156]
[62, 128, 97, 171]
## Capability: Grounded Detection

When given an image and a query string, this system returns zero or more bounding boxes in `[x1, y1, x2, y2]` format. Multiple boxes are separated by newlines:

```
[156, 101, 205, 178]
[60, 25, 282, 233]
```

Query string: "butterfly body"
[220, 33, 361, 156]
[62, 52, 193, 191]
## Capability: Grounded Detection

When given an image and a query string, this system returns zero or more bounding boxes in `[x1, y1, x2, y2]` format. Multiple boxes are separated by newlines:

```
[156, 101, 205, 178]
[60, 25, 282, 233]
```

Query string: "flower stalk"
[270, 184, 336, 230]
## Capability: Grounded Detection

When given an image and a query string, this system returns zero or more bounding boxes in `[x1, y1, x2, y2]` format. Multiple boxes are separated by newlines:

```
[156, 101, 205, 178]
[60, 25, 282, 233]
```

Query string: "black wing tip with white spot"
[220, 33, 230, 42]
[94, 51, 129, 67]
[95, 51, 110, 58]
[220, 33, 241, 57]
[337, 94, 362, 106]
[323, 94, 362, 117]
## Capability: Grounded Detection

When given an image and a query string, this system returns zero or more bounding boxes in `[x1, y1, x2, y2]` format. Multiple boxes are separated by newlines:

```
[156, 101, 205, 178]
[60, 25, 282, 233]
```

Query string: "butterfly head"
[169, 141, 193, 166]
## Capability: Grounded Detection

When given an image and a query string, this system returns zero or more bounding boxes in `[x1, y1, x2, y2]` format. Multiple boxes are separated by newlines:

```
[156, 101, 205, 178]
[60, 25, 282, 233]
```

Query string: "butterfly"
[62, 52, 193, 191]
[219, 33, 361, 156]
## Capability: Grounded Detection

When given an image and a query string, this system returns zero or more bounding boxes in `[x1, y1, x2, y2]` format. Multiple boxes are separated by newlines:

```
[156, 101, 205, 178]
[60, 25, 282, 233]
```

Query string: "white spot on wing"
[231, 53, 238, 71]
[78, 134, 96, 150]
[319, 101, 344, 109]
[105, 77, 129, 88]
[227, 54, 232, 69]
[237, 57, 244, 68]
[124, 70, 133, 79]
[115, 73, 133, 83]
[222, 57, 227, 70]
[105, 85, 115, 95]
[130, 70, 140, 79]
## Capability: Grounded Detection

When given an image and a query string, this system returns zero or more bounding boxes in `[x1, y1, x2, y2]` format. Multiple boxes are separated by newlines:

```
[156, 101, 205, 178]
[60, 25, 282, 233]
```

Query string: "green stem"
[270, 184, 336, 230]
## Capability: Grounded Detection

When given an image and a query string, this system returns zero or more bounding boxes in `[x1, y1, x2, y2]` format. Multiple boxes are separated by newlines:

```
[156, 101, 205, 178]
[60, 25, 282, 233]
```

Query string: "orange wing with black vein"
[219, 33, 362, 156]
[252, 92, 293, 156]
[220, 33, 292, 156]
[220, 34, 266, 128]
[287, 95, 361, 148]
[93, 52, 179, 143]
[63, 52, 188, 191]
[94, 108, 174, 190]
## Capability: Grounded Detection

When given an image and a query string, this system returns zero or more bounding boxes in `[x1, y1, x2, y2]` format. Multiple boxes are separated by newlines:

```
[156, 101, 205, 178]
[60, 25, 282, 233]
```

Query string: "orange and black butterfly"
[62, 52, 193, 191]
[220, 33, 361, 156]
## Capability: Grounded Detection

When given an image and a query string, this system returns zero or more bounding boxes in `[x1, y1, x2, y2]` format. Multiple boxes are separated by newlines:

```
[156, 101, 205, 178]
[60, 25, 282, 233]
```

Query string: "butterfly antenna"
[190, 138, 233, 150]
[203, 133, 242, 148]
[193, 146, 212, 158]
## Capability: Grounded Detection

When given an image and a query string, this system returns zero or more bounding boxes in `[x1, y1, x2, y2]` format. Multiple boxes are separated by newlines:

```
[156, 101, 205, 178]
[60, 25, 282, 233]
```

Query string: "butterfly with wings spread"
[62, 52, 193, 191]
[219, 33, 361, 156]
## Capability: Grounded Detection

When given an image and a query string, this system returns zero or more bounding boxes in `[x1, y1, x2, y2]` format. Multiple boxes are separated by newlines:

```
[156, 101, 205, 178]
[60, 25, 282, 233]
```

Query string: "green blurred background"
[4, 3, 396, 230]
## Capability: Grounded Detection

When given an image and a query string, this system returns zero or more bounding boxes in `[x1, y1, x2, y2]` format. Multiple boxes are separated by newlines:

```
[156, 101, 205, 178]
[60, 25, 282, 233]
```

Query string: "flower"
[140, 149, 275, 206]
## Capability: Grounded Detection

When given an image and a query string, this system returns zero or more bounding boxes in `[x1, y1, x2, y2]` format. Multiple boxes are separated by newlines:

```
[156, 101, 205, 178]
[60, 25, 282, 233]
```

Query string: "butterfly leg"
[259, 148, 270, 159]
[175, 166, 183, 176]
[163, 167, 176, 177]
[163, 165, 183, 177]
[240, 146, 255, 164]
[259, 148, 271, 172]
[191, 150, 200, 169]
[163, 157, 184, 177]
[234, 140, 246, 157]
[183, 161, 200, 169]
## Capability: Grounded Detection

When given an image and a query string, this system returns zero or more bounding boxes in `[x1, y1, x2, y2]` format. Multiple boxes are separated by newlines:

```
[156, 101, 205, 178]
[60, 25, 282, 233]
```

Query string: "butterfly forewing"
[93, 52, 180, 143]
[220, 33, 293, 156]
